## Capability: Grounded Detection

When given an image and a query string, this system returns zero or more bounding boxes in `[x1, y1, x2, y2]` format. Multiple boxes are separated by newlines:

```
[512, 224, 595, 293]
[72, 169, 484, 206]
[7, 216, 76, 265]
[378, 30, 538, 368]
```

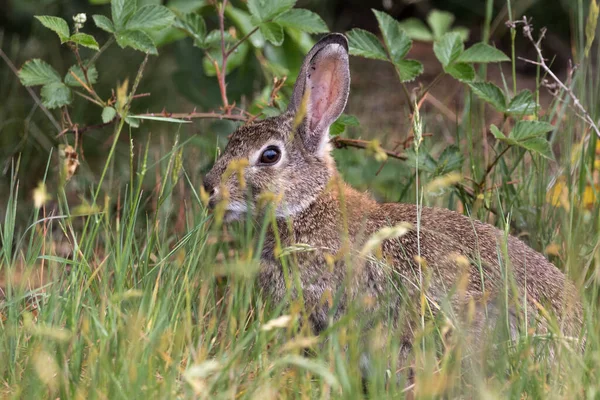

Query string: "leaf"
[125, 116, 140, 128]
[93, 15, 115, 33]
[433, 32, 463, 67]
[456, 43, 509, 63]
[34, 16, 70, 42]
[468, 82, 506, 112]
[444, 62, 474, 82]
[395, 59, 423, 82]
[203, 41, 249, 76]
[18, 59, 61, 86]
[225, 6, 265, 48]
[274, 9, 328, 33]
[397, 18, 433, 42]
[247, 0, 296, 23]
[373, 10, 412, 64]
[506, 90, 538, 116]
[427, 9, 455, 39]
[174, 13, 207, 47]
[347, 29, 388, 61]
[41, 82, 72, 109]
[112, 0, 137, 29]
[64, 64, 99, 87]
[102, 107, 117, 123]
[330, 114, 360, 136]
[435, 145, 464, 175]
[126, 5, 175, 32]
[260, 22, 284, 46]
[69, 33, 100, 50]
[491, 121, 554, 159]
[586, 0, 600, 57]
[116, 30, 158, 54]
[451, 27, 470, 42]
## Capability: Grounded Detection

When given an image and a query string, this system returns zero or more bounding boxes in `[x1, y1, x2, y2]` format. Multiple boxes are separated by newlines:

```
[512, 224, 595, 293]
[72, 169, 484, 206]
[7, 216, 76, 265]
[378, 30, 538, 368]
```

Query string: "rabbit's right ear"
[288, 33, 350, 154]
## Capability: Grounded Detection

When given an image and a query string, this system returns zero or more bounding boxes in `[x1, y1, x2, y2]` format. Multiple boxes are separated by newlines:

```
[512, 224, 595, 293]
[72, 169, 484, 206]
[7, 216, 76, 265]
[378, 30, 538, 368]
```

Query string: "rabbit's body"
[204, 33, 583, 359]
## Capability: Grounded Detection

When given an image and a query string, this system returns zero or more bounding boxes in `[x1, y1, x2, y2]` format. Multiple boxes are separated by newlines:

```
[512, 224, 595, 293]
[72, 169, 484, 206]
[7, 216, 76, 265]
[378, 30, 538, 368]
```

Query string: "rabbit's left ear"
[288, 33, 350, 153]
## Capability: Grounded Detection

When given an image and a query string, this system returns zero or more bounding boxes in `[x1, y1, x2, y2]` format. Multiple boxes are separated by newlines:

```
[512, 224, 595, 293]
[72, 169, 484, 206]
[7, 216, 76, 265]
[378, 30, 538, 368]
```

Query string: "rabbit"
[203, 33, 584, 366]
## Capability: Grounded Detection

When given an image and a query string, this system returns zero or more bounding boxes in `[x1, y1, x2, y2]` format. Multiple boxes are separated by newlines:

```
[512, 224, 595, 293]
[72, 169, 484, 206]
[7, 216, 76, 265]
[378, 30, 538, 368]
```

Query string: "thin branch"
[477, 144, 512, 190]
[417, 72, 446, 104]
[217, 0, 230, 112]
[331, 137, 407, 160]
[226, 26, 259, 57]
[0, 47, 62, 133]
[87, 36, 114, 68]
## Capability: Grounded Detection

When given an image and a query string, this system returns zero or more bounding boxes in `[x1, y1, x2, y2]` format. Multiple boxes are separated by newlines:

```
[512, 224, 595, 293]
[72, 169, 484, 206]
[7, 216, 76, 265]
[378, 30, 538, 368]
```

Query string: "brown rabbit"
[203, 33, 583, 362]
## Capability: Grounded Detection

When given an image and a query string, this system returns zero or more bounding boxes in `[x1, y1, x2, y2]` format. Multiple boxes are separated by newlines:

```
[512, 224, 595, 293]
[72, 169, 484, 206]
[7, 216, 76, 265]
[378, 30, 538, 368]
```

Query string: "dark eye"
[259, 146, 281, 165]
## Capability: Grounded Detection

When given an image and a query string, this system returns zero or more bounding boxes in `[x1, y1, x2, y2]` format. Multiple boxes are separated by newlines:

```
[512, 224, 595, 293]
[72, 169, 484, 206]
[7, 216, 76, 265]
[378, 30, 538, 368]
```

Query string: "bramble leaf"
[18, 59, 61, 86]
[35, 16, 70, 42]
[347, 29, 388, 61]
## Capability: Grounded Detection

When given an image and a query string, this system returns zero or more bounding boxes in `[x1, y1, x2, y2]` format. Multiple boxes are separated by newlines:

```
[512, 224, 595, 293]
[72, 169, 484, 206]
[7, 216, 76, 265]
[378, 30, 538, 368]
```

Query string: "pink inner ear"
[308, 57, 340, 132]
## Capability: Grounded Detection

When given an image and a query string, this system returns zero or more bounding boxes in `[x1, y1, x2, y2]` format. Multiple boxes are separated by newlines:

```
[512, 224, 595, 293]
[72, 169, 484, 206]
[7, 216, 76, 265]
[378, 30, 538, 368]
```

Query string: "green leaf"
[34, 16, 70, 42]
[456, 43, 509, 63]
[347, 29, 388, 61]
[93, 15, 115, 33]
[433, 32, 463, 67]
[468, 82, 506, 112]
[167, 0, 207, 13]
[64, 64, 99, 87]
[451, 27, 470, 42]
[41, 82, 72, 109]
[444, 62, 474, 82]
[397, 18, 433, 42]
[125, 116, 140, 128]
[586, 0, 599, 57]
[427, 9, 454, 39]
[225, 6, 265, 48]
[18, 59, 61, 86]
[330, 114, 360, 136]
[395, 59, 423, 82]
[126, 5, 175, 32]
[174, 13, 207, 48]
[112, 0, 137, 29]
[435, 145, 464, 175]
[116, 30, 158, 54]
[491, 121, 554, 159]
[506, 90, 538, 116]
[373, 10, 412, 64]
[102, 107, 117, 123]
[202, 41, 249, 76]
[260, 22, 284, 46]
[247, 0, 296, 23]
[69, 33, 100, 50]
[274, 9, 328, 33]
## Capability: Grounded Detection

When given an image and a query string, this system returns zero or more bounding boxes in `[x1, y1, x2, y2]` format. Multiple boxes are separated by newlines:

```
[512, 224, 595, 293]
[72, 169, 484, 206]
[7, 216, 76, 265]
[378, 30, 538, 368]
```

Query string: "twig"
[226, 26, 259, 57]
[512, 16, 600, 139]
[477, 144, 512, 190]
[331, 137, 407, 160]
[0, 47, 62, 133]
[87, 36, 114, 68]
[217, 0, 230, 112]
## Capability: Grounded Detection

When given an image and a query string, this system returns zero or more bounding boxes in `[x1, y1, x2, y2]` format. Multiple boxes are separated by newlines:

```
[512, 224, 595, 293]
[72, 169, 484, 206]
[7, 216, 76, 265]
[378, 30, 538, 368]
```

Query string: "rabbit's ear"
[288, 33, 350, 152]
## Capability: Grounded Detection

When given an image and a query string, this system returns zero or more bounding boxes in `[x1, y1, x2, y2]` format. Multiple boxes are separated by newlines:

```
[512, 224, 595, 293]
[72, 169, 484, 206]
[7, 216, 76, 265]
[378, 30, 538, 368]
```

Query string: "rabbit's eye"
[259, 146, 281, 165]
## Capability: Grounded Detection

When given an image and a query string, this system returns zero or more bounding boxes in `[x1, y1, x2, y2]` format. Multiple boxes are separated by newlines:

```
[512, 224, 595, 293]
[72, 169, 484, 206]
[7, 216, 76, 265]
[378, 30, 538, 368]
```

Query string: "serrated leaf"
[260, 22, 284, 46]
[64, 64, 99, 87]
[116, 30, 158, 54]
[125, 116, 140, 128]
[93, 15, 115, 33]
[112, 0, 137, 29]
[586, 0, 599, 57]
[102, 107, 117, 123]
[435, 145, 464, 175]
[127, 5, 175, 32]
[456, 43, 509, 63]
[373, 10, 412, 64]
[468, 82, 506, 112]
[347, 29, 388, 61]
[397, 18, 434, 42]
[174, 13, 207, 47]
[69, 33, 100, 50]
[35, 16, 70, 42]
[433, 32, 463, 67]
[444, 62, 474, 81]
[247, 0, 295, 23]
[274, 9, 328, 33]
[41, 82, 72, 109]
[506, 90, 538, 116]
[202, 41, 249, 76]
[18, 59, 61, 86]
[330, 114, 359, 136]
[427, 9, 455, 39]
[395, 59, 423, 82]
[491, 121, 554, 159]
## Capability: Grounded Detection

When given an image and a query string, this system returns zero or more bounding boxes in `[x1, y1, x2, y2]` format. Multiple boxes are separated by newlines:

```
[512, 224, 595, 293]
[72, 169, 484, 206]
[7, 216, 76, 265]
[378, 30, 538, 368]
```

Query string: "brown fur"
[204, 34, 583, 362]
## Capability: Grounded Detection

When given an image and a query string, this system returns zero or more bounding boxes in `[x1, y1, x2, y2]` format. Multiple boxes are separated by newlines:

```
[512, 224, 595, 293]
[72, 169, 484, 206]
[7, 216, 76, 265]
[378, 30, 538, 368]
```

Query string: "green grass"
[2, 2, 600, 399]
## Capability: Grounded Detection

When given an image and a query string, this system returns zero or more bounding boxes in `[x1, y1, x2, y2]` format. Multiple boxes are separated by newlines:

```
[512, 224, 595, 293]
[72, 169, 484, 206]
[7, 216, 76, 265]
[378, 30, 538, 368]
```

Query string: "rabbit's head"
[203, 34, 350, 221]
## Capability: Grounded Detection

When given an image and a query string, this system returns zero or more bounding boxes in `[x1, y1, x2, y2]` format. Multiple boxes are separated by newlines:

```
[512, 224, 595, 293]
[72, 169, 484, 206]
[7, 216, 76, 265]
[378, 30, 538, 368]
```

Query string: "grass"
[1, 2, 600, 400]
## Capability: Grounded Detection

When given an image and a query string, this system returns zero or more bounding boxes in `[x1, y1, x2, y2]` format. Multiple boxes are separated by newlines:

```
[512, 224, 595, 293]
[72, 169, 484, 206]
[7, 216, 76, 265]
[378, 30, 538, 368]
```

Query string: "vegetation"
[0, 0, 599, 398]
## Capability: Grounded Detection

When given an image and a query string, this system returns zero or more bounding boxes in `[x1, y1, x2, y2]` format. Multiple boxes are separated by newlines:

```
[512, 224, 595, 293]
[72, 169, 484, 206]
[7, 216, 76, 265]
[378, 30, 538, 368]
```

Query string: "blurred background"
[0, 0, 583, 232]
